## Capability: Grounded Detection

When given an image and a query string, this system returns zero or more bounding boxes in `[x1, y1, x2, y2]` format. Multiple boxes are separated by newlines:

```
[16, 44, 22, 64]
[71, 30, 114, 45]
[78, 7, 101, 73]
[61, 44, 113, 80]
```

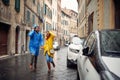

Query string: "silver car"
[53, 41, 60, 50]
[77, 30, 120, 80]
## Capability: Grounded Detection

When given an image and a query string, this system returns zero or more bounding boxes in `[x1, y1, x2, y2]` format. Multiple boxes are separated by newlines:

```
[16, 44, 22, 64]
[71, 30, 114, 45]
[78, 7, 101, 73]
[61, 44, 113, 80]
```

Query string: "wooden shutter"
[15, 0, 20, 12]
[2, 0, 10, 6]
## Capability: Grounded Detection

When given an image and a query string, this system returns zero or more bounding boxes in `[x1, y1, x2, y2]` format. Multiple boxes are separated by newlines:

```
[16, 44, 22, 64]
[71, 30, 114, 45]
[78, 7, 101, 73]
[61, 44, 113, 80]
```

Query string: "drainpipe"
[42, 0, 45, 39]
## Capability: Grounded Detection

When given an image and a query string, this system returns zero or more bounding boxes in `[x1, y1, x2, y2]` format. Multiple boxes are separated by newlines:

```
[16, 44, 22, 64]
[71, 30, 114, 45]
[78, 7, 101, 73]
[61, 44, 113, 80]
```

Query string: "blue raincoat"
[28, 30, 44, 56]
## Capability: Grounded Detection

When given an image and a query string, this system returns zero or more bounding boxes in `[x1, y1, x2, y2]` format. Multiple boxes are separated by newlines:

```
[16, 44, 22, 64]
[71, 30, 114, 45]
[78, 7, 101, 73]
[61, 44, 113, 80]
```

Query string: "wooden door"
[15, 26, 19, 54]
[0, 25, 8, 55]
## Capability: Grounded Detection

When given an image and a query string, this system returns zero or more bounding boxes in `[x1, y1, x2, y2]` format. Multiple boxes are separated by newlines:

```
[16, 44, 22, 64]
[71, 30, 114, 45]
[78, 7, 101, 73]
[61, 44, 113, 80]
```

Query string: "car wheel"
[67, 57, 71, 67]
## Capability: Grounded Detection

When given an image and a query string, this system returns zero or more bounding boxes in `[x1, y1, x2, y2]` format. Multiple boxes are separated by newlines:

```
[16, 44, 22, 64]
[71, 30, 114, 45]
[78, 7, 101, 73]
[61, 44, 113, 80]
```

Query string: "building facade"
[61, 9, 71, 43]
[77, 0, 120, 38]
[57, 0, 62, 45]
[77, 0, 87, 38]
[61, 8, 78, 44]
[43, 0, 52, 33]
[52, 0, 57, 39]
[0, 0, 24, 56]
[24, 0, 43, 52]
[0, 0, 43, 56]
[69, 10, 78, 36]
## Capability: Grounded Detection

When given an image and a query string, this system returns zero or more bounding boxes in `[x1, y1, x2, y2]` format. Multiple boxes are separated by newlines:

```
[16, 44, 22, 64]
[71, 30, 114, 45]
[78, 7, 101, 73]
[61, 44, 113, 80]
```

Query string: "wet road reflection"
[0, 47, 77, 80]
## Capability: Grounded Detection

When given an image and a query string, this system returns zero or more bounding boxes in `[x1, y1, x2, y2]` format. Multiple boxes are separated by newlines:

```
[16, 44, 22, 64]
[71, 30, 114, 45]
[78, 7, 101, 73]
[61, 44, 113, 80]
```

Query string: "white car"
[53, 41, 60, 50]
[64, 41, 70, 47]
[77, 30, 120, 80]
[67, 37, 84, 67]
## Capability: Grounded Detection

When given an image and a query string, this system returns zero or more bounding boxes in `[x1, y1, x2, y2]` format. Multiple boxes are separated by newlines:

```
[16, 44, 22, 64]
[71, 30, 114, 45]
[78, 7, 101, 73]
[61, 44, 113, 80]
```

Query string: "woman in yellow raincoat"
[43, 31, 55, 71]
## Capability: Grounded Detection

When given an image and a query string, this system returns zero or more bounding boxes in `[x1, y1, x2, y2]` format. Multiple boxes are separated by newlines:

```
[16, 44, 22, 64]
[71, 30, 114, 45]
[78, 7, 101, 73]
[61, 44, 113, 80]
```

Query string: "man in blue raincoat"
[28, 24, 44, 71]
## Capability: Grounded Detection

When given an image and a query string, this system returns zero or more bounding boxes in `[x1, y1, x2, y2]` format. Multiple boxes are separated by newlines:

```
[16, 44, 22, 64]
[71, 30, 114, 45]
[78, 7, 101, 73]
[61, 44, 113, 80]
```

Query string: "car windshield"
[101, 30, 120, 55]
[71, 37, 83, 45]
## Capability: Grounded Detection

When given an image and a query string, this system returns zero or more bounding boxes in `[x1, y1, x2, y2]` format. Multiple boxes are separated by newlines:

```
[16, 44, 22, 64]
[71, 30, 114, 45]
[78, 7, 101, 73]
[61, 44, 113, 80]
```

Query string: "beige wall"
[61, 11, 70, 41]
[77, 0, 87, 38]
[57, 0, 62, 45]
[70, 19, 77, 34]
[97, 0, 115, 30]
[69, 10, 78, 35]
[110, 0, 115, 29]
[77, 0, 117, 38]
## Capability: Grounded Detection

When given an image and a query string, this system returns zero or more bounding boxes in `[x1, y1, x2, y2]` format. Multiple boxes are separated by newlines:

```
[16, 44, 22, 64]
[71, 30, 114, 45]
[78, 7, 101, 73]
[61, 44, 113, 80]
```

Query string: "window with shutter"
[26, 10, 30, 23]
[15, 0, 20, 13]
[2, 0, 9, 6]
[37, 4, 40, 15]
[32, 15, 35, 25]
[44, 4, 46, 15]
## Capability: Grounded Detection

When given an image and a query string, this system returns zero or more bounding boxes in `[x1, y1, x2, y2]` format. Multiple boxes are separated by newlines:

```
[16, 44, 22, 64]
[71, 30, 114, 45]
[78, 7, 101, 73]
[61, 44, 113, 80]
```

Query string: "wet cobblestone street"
[0, 47, 77, 80]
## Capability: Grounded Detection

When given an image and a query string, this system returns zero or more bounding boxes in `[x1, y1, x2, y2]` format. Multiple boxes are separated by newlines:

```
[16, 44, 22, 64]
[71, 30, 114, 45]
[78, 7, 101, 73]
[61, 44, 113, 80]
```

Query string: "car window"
[84, 33, 98, 71]
[101, 30, 120, 56]
[85, 33, 96, 53]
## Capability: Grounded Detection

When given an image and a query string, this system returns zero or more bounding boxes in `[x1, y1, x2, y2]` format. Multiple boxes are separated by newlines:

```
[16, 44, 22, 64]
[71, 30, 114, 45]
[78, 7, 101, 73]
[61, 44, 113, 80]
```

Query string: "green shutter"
[27, 10, 30, 22]
[2, 0, 9, 6]
[37, 4, 40, 14]
[15, 0, 20, 12]
[44, 4, 46, 15]
[32, 15, 35, 25]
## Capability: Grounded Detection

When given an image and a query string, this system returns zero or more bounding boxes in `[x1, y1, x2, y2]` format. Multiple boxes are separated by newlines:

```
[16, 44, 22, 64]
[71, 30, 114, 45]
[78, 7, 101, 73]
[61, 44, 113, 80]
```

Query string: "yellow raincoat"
[43, 31, 55, 58]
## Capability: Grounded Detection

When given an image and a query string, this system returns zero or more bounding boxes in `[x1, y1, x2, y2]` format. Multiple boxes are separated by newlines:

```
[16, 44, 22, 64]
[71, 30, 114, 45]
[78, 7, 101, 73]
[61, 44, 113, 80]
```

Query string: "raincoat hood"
[33, 24, 38, 28]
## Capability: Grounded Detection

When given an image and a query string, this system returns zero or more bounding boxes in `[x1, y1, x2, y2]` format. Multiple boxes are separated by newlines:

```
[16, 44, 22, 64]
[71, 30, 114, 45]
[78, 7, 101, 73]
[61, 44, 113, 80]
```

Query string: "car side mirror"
[82, 47, 89, 56]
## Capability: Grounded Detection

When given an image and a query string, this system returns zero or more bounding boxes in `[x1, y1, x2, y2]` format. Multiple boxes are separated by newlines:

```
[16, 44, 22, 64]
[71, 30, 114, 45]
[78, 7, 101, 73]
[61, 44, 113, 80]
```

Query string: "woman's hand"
[41, 46, 44, 49]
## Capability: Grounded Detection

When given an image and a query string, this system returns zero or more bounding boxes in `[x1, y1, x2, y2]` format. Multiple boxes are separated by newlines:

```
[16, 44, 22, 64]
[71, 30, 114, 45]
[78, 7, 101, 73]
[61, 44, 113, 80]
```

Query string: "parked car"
[77, 29, 120, 80]
[53, 41, 60, 50]
[67, 36, 84, 67]
[64, 41, 70, 47]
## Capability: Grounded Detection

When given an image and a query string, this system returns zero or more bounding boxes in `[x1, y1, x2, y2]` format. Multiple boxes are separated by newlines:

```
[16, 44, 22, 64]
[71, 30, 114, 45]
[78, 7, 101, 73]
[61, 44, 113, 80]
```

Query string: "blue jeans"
[46, 53, 53, 62]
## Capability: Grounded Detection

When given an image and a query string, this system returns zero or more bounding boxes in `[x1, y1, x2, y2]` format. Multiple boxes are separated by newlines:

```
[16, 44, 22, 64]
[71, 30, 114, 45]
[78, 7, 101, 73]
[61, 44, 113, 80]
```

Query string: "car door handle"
[86, 68, 89, 72]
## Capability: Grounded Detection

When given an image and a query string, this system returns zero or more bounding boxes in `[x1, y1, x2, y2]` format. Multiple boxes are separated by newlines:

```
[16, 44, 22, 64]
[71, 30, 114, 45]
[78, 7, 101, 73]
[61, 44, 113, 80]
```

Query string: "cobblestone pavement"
[0, 47, 77, 80]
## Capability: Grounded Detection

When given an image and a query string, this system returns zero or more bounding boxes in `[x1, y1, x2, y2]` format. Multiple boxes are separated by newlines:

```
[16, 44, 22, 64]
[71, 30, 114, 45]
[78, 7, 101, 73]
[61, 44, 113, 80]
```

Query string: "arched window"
[2, 0, 10, 6]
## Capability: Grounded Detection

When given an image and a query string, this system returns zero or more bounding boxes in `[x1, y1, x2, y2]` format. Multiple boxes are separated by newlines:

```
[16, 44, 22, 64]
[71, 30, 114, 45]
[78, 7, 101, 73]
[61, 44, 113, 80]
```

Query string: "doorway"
[0, 22, 10, 55]
[26, 30, 29, 51]
[114, 0, 120, 29]
[15, 26, 20, 54]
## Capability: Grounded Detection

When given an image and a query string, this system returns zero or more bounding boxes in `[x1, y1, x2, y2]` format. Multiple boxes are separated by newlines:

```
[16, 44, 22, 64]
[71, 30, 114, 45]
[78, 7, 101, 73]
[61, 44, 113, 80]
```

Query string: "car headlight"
[69, 48, 79, 53]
